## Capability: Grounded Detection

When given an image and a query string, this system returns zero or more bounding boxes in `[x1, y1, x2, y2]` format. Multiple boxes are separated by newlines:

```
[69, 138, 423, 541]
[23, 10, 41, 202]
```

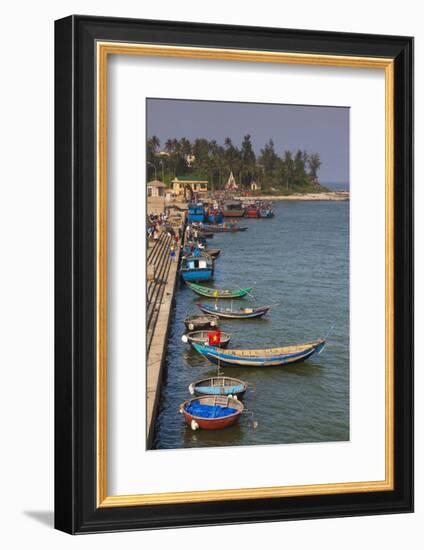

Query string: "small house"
[171, 176, 208, 197]
[147, 180, 166, 197]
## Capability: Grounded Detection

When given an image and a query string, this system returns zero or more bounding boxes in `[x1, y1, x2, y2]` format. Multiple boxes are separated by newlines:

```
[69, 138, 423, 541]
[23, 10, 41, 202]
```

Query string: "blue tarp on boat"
[186, 402, 237, 418]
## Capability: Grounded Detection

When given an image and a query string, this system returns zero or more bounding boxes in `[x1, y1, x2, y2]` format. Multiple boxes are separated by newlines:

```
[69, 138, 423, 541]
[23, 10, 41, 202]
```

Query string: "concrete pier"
[146, 209, 185, 449]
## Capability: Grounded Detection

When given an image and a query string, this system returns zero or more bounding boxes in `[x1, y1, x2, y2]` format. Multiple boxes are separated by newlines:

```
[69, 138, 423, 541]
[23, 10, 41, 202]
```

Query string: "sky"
[147, 98, 349, 185]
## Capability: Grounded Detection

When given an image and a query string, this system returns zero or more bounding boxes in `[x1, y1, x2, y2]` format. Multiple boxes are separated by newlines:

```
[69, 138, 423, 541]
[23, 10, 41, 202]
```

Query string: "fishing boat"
[181, 253, 214, 282]
[206, 248, 221, 259]
[197, 302, 271, 319]
[189, 376, 248, 398]
[179, 395, 244, 430]
[196, 230, 214, 239]
[184, 314, 219, 331]
[183, 330, 231, 348]
[192, 338, 326, 367]
[207, 208, 224, 224]
[200, 222, 248, 233]
[181, 247, 215, 262]
[187, 202, 205, 223]
[259, 207, 274, 218]
[245, 204, 260, 218]
[186, 282, 252, 299]
[222, 200, 245, 217]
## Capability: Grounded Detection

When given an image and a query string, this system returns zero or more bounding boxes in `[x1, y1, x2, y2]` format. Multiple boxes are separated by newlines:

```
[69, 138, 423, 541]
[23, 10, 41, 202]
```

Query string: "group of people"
[147, 210, 182, 263]
[147, 211, 169, 241]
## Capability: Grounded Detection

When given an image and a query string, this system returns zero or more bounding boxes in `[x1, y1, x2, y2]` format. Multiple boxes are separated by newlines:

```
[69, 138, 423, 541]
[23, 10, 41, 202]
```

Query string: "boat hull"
[192, 340, 326, 368]
[184, 315, 219, 331]
[206, 248, 221, 259]
[207, 213, 224, 224]
[260, 210, 274, 218]
[186, 330, 231, 348]
[197, 303, 270, 319]
[186, 282, 252, 299]
[222, 210, 245, 217]
[246, 209, 260, 218]
[180, 396, 243, 430]
[181, 269, 213, 282]
[189, 376, 247, 398]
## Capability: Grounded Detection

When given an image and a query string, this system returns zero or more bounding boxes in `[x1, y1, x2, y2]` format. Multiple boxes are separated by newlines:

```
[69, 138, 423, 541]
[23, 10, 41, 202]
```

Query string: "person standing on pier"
[170, 240, 176, 262]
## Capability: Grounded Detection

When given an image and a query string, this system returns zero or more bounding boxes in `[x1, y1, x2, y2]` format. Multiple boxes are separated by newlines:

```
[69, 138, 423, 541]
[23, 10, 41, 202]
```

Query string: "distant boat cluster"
[177, 199, 326, 432]
[187, 198, 274, 222]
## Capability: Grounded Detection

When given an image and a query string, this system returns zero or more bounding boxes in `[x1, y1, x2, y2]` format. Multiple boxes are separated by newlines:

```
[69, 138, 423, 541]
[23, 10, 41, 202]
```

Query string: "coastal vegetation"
[147, 135, 329, 194]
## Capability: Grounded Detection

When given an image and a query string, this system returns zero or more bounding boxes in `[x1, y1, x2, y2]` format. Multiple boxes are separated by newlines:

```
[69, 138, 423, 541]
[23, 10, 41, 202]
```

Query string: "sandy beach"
[258, 191, 349, 201]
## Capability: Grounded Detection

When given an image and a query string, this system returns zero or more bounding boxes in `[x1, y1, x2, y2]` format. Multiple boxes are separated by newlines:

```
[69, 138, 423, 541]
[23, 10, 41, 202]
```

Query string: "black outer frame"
[54, 15, 414, 534]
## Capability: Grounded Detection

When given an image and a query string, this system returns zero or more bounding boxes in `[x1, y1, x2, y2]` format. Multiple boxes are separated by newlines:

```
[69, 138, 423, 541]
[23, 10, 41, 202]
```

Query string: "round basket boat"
[188, 376, 248, 398]
[179, 395, 244, 430]
[184, 314, 219, 332]
[185, 330, 231, 348]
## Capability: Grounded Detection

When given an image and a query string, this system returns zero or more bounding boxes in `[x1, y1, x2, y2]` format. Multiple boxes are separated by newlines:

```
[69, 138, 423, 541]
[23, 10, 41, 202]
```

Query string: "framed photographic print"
[54, 15, 413, 533]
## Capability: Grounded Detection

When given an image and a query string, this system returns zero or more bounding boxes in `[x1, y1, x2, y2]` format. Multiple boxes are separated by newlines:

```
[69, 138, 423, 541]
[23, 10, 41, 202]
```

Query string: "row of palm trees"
[147, 135, 323, 192]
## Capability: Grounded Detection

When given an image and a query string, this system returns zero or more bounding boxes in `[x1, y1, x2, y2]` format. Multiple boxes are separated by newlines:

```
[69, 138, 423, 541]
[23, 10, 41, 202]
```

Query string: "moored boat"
[206, 248, 221, 259]
[184, 330, 231, 348]
[201, 222, 248, 233]
[186, 282, 252, 299]
[196, 230, 214, 239]
[222, 200, 245, 217]
[179, 395, 244, 430]
[189, 376, 248, 398]
[207, 208, 224, 224]
[259, 208, 274, 218]
[181, 253, 214, 282]
[187, 202, 205, 223]
[197, 302, 271, 319]
[184, 314, 219, 331]
[192, 338, 326, 367]
[245, 204, 260, 218]
[193, 222, 247, 233]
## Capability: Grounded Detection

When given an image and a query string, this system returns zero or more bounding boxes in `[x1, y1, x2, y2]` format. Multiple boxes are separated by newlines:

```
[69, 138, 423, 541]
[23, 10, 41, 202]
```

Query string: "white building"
[147, 180, 166, 197]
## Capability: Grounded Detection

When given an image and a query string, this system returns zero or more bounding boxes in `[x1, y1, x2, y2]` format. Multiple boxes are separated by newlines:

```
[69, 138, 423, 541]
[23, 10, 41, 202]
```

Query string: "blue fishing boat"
[188, 202, 205, 223]
[181, 251, 214, 282]
[192, 339, 326, 367]
[197, 302, 270, 319]
[259, 208, 274, 218]
[207, 209, 224, 224]
[182, 244, 221, 260]
[189, 376, 248, 398]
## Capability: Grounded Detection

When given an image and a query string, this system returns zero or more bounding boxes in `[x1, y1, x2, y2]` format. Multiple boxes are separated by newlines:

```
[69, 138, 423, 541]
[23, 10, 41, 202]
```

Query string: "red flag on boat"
[208, 329, 221, 347]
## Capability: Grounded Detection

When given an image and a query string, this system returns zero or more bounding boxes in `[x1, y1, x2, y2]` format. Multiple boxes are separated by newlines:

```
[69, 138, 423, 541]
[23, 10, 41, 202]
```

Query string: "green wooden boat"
[186, 282, 253, 299]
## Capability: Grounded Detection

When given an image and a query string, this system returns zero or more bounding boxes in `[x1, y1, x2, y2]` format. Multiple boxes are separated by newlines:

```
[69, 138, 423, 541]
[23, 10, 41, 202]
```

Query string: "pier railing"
[146, 232, 173, 353]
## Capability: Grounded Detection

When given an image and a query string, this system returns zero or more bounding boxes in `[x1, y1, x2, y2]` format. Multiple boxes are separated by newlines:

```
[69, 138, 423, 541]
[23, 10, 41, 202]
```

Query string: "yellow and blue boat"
[192, 339, 326, 367]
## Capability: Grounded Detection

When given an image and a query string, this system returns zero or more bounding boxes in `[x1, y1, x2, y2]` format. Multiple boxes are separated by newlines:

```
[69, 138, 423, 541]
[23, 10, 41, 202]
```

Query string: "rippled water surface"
[153, 201, 349, 449]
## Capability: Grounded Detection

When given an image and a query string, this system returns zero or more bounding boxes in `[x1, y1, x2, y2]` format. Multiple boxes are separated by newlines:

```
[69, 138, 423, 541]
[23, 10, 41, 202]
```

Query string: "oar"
[237, 286, 256, 300]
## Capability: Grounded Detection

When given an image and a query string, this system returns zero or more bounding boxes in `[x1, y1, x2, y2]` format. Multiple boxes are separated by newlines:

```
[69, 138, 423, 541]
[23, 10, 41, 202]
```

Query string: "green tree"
[308, 153, 322, 180]
[258, 139, 279, 187]
[240, 134, 256, 187]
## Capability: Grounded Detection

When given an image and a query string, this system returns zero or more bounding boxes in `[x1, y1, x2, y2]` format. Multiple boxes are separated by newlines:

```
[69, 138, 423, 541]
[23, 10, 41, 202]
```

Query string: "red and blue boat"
[179, 395, 244, 430]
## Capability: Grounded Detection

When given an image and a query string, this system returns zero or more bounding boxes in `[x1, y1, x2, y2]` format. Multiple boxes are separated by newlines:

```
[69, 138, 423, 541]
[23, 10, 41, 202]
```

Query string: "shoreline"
[254, 191, 349, 201]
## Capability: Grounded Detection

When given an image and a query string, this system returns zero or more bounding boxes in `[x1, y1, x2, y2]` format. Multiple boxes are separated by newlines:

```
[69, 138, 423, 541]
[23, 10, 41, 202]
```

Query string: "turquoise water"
[153, 201, 349, 449]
